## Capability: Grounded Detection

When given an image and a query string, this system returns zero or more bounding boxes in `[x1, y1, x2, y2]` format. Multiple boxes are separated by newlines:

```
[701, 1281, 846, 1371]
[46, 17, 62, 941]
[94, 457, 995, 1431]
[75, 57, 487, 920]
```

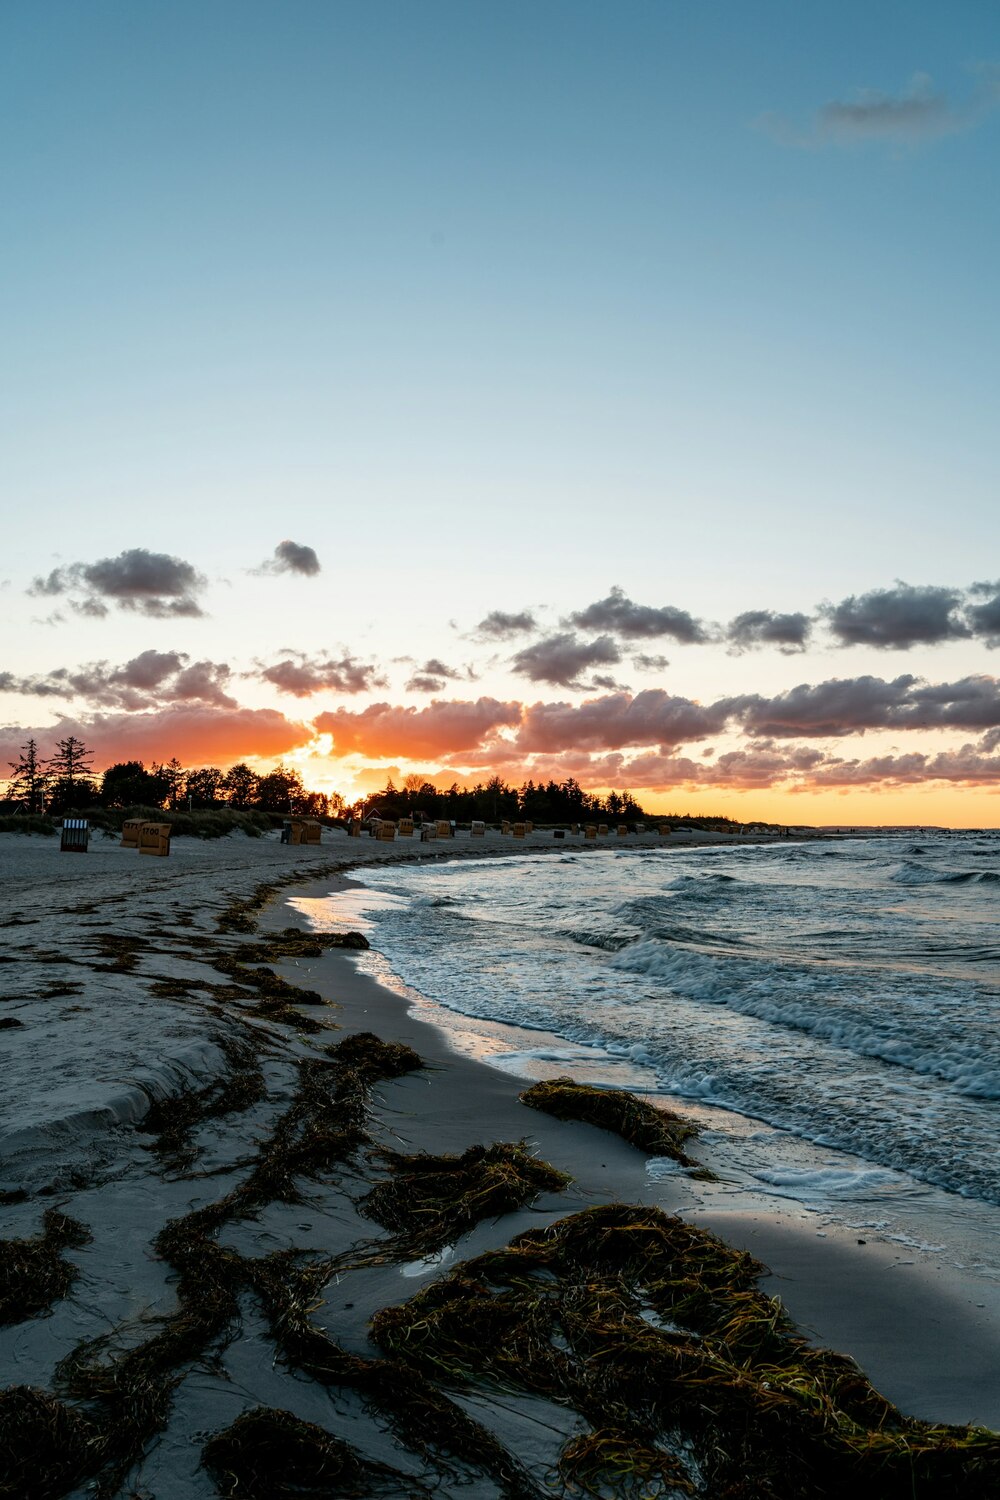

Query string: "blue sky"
[2, 2, 999, 819]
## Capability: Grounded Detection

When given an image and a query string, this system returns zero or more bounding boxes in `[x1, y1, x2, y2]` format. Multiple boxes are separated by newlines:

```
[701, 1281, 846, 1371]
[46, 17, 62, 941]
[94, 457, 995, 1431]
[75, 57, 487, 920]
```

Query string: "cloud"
[0, 705, 308, 770]
[258, 653, 385, 697]
[569, 587, 709, 643]
[473, 609, 538, 641]
[0, 651, 235, 711]
[28, 548, 208, 619]
[966, 582, 1000, 647]
[760, 71, 1000, 148]
[254, 539, 321, 577]
[736, 673, 1000, 738]
[517, 689, 730, 754]
[510, 633, 622, 688]
[727, 610, 811, 654]
[631, 653, 670, 673]
[405, 658, 473, 693]
[313, 698, 521, 759]
[824, 583, 970, 649]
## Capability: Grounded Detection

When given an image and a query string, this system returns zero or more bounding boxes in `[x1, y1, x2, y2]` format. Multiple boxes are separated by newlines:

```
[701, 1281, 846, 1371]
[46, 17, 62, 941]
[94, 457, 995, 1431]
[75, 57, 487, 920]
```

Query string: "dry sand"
[2, 825, 999, 1498]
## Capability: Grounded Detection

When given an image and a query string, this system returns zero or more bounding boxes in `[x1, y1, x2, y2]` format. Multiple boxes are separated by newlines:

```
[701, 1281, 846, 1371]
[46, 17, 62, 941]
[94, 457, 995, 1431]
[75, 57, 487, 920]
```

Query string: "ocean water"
[297, 833, 1000, 1267]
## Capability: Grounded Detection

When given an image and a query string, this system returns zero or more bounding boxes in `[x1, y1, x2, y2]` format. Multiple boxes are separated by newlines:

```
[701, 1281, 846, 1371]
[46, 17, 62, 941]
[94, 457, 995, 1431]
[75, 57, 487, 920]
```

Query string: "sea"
[295, 832, 1000, 1278]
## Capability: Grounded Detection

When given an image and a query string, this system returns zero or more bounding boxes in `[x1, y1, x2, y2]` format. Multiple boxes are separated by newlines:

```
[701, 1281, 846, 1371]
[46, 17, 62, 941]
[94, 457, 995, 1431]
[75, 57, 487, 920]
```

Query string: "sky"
[2, 0, 999, 825]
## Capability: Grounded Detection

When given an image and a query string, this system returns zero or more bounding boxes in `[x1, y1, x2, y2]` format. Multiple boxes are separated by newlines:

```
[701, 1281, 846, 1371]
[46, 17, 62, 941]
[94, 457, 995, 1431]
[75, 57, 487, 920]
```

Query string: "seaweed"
[0, 1387, 98, 1500]
[520, 1077, 700, 1164]
[140, 1036, 266, 1173]
[372, 1203, 1000, 1499]
[360, 1141, 570, 1257]
[90, 933, 146, 974]
[248, 1251, 543, 1499]
[0, 1210, 92, 1326]
[557, 1428, 695, 1498]
[201, 1405, 421, 1498]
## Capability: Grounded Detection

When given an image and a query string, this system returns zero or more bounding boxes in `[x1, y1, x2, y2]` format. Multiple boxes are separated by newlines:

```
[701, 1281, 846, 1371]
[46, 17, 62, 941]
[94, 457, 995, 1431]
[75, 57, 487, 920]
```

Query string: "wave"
[892, 860, 1000, 887]
[561, 927, 635, 952]
[610, 939, 1000, 1099]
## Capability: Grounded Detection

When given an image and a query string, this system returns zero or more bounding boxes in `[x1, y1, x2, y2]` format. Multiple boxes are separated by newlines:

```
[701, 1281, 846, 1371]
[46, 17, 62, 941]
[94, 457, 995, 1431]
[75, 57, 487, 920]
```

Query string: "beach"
[2, 826, 1000, 1498]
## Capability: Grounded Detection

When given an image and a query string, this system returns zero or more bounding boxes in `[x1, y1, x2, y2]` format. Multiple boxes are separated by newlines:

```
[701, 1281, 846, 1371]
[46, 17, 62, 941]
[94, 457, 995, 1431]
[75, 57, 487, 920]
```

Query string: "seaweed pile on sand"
[0, 1210, 91, 1326]
[373, 1202, 1000, 1499]
[520, 1076, 704, 1168]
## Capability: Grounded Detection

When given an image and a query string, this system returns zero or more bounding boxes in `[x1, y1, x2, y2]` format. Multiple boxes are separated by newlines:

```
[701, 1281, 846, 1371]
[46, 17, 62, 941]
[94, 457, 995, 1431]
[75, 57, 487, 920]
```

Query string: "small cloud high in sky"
[2, 1, 998, 824]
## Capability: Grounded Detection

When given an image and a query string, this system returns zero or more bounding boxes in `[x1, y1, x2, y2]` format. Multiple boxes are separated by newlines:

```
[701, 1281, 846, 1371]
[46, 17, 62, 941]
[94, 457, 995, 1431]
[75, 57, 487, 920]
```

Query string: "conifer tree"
[7, 737, 48, 813]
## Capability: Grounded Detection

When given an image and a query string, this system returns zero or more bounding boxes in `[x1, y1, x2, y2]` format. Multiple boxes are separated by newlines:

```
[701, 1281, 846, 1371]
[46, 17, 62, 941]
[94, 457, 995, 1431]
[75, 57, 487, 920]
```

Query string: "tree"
[47, 735, 94, 784]
[255, 764, 306, 813]
[222, 762, 260, 809]
[7, 737, 47, 813]
[101, 760, 170, 809]
[46, 735, 97, 812]
[185, 767, 224, 807]
[155, 758, 185, 809]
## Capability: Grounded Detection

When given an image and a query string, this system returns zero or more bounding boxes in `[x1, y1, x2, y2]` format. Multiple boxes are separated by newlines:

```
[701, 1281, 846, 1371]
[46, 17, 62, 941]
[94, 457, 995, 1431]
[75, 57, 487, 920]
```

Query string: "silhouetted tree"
[46, 735, 97, 811]
[222, 762, 260, 808]
[101, 760, 170, 809]
[7, 737, 48, 813]
[185, 766, 224, 807]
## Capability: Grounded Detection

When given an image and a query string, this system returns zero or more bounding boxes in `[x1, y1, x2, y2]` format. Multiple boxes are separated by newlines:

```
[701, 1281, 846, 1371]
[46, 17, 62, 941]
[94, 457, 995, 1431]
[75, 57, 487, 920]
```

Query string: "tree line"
[4, 736, 740, 828]
[4, 737, 335, 818]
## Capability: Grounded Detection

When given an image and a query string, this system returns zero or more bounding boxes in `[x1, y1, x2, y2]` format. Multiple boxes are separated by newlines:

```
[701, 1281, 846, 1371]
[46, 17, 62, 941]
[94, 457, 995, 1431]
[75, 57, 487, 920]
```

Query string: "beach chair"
[598, 824, 609, 837]
[435, 820, 451, 839]
[501, 820, 511, 835]
[617, 825, 628, 837]
[421, 825, 437, 841]
[524, 820, 533, 834]
[377, 821, 396, 841]
[471, 820, 485, 837]
[348, 822, 363, 838]
[139, 823, 171, 857]
[301, 820, 322, 845]
[513, 822, 526, 839]
[120, 819, 145, 849]
[398, 818, 415, 838]
[553, 829, 565, 839]
[585, 825, 597, 840]
[60, 818, 89, 853]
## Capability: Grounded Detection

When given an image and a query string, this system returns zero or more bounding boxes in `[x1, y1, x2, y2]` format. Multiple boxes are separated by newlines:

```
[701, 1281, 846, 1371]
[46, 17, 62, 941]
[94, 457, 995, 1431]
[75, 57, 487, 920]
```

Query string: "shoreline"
[279, 865, 1000, 1432]
[3, 826, 1000, 1494]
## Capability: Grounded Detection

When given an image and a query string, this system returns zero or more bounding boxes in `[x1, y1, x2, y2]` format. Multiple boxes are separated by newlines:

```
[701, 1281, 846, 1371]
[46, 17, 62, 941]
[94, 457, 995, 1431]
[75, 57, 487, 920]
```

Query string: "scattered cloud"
[631, 653, 670, 673]
[966, 582, 1000, 647]
[28, 548, 207, 619]
[517, 689, 729, 754]
[568, 586, 709, 643]
[0, 706, 307, 769]
[824, 584, 970, 649]
[735, 673, 1000, 738]
[405, 658, 475, 693]
[760, 70, 1000, 149]
[727, 610, 811, 654]
[0, 651, 235, 711]
[510, 633, 622, 688]
[255, 540, 321, 577]
[473, 609, 538, 641]
[313, 698, 522, 759]
[258, 652, 385, 697]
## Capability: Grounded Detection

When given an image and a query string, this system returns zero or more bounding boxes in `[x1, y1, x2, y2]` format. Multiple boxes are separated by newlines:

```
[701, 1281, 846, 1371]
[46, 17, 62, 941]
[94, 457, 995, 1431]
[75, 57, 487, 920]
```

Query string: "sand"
[2, 825, 999, 1497]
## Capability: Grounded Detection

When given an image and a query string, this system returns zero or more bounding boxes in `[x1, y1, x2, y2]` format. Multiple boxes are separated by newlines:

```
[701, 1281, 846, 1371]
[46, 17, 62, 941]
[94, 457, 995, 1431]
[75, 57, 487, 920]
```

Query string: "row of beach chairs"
[58, 819, 171, 856]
